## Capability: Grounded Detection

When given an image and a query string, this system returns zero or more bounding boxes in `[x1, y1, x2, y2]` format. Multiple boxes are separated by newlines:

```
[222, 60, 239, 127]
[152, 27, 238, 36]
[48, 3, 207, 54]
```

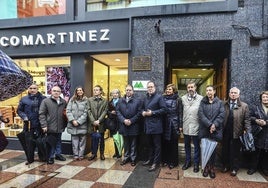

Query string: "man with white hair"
[221, 87, 251, 176]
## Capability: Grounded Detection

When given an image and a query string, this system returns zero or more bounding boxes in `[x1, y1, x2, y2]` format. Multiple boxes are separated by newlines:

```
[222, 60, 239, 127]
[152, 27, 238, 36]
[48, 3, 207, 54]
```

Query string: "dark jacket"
[17, 92, 46, 130]
[107, 98, 120, 134]
[116, 96, 142, 136]
[142, 92, 167, 134]
[198, 96, 225, 141]
[250, 104, 268, 150]
[39, 97, 67, 133]
[223, 99, 251, 139]
[163, 93, 182, 140]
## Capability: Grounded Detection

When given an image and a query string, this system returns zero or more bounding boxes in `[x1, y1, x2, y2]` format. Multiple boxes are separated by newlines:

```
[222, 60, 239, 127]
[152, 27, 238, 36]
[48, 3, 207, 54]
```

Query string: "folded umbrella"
[200, 138, 217, 170]
[17, 121, 35, 163]
[113, 132, 124, 156]
[0, 49, 33, 101]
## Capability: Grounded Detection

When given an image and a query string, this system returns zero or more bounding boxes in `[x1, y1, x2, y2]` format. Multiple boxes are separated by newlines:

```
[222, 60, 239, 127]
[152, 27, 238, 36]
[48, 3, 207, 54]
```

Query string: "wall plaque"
[132, 56, 151, 71]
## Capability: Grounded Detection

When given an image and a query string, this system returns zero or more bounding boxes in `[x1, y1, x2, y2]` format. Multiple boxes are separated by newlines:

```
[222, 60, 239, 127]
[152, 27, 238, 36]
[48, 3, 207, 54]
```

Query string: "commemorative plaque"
[132, 56, 151, 71]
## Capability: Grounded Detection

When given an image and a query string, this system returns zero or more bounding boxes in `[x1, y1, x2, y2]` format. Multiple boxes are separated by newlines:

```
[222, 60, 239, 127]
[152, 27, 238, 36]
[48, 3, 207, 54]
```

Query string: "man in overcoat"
[222, 87, 251, 176]
[142, 81, 167, 172]
[87, 85, 108, 161]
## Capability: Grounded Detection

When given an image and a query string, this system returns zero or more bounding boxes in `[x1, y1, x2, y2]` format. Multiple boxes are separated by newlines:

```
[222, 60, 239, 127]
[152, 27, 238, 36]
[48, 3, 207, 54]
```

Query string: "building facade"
[0, 0, 267, 153]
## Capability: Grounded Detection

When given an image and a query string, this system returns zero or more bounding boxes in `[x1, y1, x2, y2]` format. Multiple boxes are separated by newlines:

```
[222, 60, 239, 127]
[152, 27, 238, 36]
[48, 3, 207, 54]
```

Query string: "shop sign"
[132, 80, 150, 91]
[0, 19, 130, 56]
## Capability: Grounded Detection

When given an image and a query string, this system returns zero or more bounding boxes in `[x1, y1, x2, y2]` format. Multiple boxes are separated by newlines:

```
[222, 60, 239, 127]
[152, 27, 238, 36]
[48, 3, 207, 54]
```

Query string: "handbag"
[239, 132, 255, 152]
[0, 130, 8, 152]
[104, 118, 117, 131]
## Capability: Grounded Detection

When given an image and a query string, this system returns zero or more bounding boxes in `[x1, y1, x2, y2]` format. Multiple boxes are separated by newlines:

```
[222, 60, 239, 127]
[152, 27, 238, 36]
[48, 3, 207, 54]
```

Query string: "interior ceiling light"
[115, 58, 121, 62]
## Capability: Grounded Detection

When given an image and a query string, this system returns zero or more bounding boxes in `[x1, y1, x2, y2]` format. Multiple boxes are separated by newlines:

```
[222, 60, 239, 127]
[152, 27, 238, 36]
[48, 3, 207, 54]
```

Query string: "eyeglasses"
[52, 90, 61, 92]
[126, 89, 132, 91]
[29, 88, 37, 89]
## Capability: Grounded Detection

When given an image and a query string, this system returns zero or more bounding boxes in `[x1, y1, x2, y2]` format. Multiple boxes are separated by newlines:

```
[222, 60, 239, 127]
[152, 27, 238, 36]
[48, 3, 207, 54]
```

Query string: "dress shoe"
[230, 170, 237, 176]
[148, 164, 158, 172]
[131, 161, 136, 166]
[209, 166, 216, 179]
[182, 161, 191, 170]
[221, 167, 229, 173]
[55, 154, 66, 161]
[88, 154, 96, 161]
[25, 161, 33, 165]
[79, 157, 84, 161]
[247, 169, 256, 175]
[142, 160, 152, 166]
[202, 166, 209, 177]
[263, 169, 268, 176]
[193, 164, 199, 173]
[162, 163, 168, 167]
[113, 154, 117, 158]
[100, 154, 105, 160]
[47, 158, 54, 165]
[120, 159, 129, 165]
[169, 164, 175, 169]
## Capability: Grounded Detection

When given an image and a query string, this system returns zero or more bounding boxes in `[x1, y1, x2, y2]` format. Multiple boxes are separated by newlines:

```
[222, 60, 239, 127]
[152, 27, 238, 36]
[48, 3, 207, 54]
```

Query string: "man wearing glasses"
[17, 83, 46, 165]
[39, 86, 67, 164]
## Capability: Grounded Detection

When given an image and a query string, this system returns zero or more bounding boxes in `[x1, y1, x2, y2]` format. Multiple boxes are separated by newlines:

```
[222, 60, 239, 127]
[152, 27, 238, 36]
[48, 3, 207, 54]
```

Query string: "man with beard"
[180, 81, 203, 173]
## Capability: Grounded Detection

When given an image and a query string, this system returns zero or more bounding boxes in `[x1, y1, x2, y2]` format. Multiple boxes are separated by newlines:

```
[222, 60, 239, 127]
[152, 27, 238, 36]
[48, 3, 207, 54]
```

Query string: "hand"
[124, 119, 131, 126]
[93, 120, 100, 126]
[210, 124, 216, 133]
[179, 128, 183, 133]
[42, 127, 47, 133]
[142, 110, 152, 117]
[256, 119, 266, 126]
[72, 120, 79, 126]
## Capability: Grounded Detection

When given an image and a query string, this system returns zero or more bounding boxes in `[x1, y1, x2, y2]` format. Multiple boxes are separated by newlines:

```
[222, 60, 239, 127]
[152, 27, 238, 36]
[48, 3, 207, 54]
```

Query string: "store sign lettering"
[0, 29, 110, 47]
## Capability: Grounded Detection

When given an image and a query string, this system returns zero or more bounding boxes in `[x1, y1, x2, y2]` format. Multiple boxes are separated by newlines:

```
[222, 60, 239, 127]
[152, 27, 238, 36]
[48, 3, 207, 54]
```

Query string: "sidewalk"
[0, 139, 267, 188]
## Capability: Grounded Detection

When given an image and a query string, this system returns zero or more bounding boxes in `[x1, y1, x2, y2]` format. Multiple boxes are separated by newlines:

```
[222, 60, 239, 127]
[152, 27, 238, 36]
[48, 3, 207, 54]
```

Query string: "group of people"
[16, 81, 267, 179]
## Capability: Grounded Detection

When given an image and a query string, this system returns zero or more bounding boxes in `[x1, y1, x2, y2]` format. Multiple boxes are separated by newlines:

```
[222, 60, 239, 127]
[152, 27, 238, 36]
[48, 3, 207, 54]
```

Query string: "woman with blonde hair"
[107, 89, 122, 158]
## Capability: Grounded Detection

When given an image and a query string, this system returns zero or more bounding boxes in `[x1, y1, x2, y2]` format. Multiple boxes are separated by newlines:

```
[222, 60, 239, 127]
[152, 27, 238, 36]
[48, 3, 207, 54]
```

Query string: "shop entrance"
[90, 53, 128, 100]
[165, 40, 231, 100]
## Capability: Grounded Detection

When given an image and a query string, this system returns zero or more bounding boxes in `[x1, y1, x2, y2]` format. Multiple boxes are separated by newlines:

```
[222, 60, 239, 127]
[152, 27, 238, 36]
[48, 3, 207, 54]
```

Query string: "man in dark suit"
[142, 81, 167, 172]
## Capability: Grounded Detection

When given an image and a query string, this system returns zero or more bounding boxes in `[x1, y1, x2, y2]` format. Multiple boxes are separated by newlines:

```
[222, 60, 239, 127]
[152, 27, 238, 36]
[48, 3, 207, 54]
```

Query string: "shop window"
[86, 0, 225, 12]
[0, 57, 70, 138]
[0, 0, 66, 20]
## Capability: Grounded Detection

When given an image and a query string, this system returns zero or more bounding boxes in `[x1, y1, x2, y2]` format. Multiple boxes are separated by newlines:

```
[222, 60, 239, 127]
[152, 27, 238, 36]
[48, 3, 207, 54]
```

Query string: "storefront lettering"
[0, 29, 110, 47]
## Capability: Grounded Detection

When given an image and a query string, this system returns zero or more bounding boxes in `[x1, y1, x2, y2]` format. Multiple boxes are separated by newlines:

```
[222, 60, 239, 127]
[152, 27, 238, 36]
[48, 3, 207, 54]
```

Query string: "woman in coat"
[117, 85, 142, 166]
[248, 91, 268, 176]
[107, 89, 121, 159]
[66, 86, 88, 160]
[162, 84, 182, 169]
[198, 85, 225, 179]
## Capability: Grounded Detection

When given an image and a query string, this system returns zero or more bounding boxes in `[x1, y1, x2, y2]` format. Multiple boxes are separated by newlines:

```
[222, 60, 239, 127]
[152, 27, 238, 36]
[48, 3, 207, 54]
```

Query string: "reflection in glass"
[86, 0, 224, 12]
[0, 0, 66, 20]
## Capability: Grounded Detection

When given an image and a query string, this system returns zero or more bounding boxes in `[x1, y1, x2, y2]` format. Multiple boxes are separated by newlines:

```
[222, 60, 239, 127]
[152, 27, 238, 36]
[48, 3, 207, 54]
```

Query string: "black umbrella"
[17, 121, 35, 164]
[0, 49, 33, 101]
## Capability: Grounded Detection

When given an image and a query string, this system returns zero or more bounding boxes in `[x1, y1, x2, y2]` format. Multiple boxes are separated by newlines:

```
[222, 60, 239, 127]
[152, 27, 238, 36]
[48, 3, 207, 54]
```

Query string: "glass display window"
[0, 0, 66, 19]
[0, 56, 70, 138]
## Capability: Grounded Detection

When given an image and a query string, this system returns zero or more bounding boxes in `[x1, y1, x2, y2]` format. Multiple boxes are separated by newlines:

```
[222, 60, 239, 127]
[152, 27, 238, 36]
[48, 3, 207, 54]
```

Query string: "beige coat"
[181, 94, 203, 136]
